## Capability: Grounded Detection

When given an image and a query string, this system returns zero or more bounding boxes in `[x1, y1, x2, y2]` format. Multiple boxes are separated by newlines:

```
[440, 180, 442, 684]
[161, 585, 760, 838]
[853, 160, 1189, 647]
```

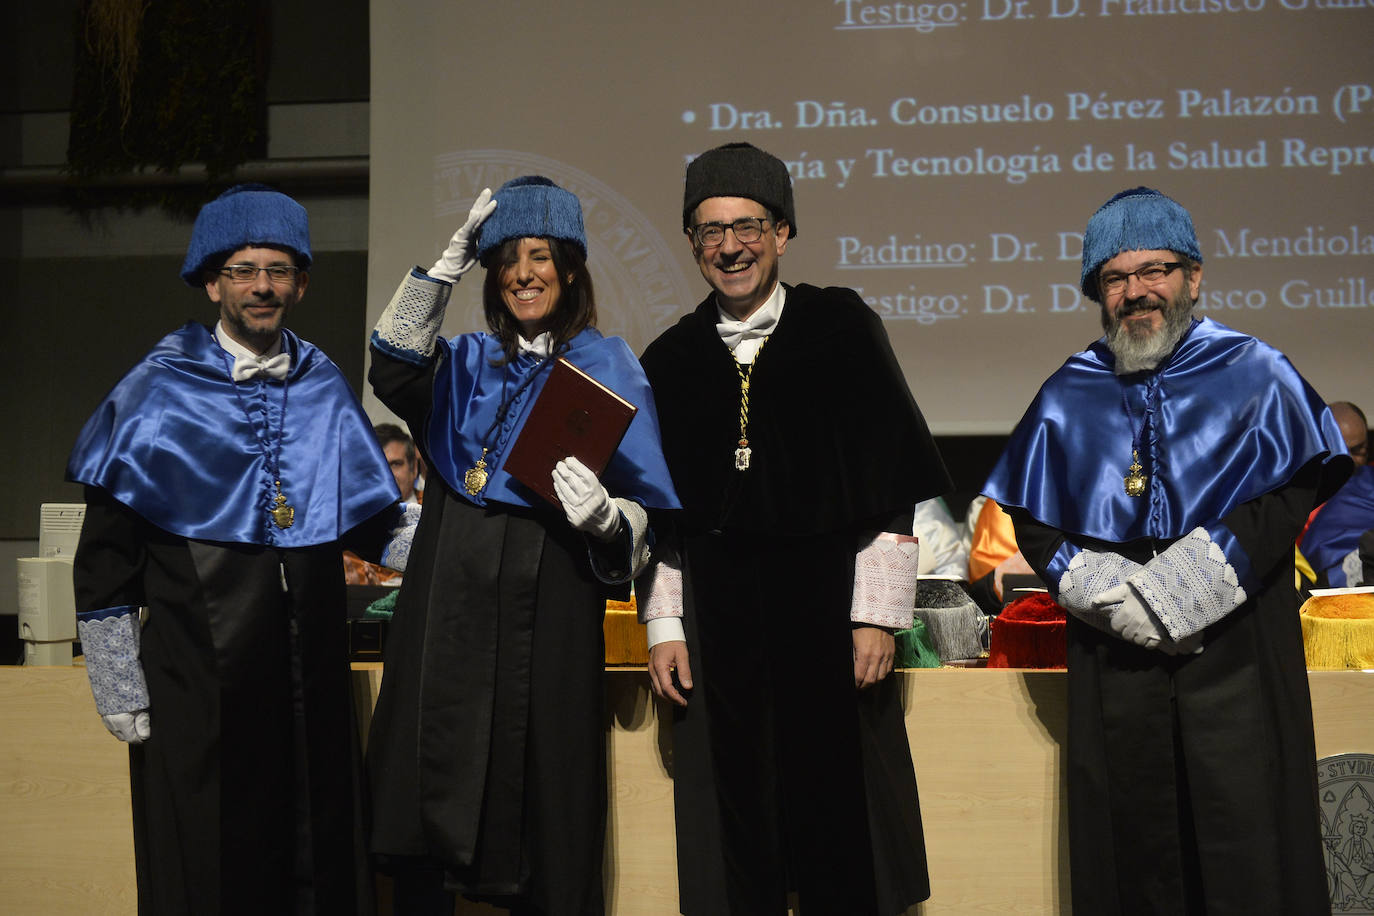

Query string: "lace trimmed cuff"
[1127, 526, 1248, 641]
[1338, 548, 1364, 588]
[636, 546, 684, 623]
[77, 605, 150, 716]
[381, 501, 423, 572]
[587, 500, 651, 585]
[850, 532, 920, 629]
[370, 268, 451, 366]
[1056, 548, 1143, 615]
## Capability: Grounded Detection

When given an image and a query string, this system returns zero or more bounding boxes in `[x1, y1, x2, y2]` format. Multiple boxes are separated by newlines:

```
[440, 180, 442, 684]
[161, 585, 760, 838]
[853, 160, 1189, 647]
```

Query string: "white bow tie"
[518, 332, 554, 358]
[717, 311, 777, 363]
[231, 352, 291, 382]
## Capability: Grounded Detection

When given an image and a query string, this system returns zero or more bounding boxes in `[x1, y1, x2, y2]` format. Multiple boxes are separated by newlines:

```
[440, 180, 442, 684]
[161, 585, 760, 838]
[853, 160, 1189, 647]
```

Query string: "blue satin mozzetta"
[985, 318, 1348, 543]
[67, 322, 400, 547]
[1303, 464, 1374, 582]
[428, 327, 681, 511]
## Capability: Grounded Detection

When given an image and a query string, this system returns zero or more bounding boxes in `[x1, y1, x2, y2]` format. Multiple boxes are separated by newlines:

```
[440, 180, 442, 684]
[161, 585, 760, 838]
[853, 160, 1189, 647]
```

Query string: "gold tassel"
[1300, 594, 1374, 669]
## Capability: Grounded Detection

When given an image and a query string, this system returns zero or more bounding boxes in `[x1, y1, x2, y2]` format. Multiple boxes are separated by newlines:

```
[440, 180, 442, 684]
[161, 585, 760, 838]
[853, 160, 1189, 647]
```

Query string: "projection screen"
[368, 0, 1374, 433]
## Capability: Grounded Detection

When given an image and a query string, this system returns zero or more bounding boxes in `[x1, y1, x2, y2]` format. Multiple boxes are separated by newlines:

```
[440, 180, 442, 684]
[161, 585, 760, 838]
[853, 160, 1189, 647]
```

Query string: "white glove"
[1097, 584, 1202, 655]
[102, 710, 151, 744]
[429, 188, 497, 282]
[553, 456, 621, 541]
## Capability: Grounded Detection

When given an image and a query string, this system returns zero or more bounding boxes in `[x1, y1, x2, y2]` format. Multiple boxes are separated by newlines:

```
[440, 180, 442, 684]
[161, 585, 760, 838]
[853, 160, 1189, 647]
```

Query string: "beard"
[1101, 286, 1195, 374]
[223, 292, 293, 351]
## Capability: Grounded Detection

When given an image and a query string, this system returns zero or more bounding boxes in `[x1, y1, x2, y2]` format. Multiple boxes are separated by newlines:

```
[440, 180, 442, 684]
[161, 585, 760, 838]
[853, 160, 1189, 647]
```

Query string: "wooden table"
[3, 665, 1370, 914]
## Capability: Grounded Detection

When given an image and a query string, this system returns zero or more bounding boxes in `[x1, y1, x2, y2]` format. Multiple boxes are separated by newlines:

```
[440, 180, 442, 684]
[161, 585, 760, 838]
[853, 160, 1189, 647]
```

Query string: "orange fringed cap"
[1299, 591, 1374, 669]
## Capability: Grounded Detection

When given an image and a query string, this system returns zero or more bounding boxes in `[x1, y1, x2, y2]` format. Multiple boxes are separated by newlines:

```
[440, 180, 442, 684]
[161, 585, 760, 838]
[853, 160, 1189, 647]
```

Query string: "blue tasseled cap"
[476, 176, 586, 262]
[180, 184, 312, 286]
[1080, 187, 1202, 301]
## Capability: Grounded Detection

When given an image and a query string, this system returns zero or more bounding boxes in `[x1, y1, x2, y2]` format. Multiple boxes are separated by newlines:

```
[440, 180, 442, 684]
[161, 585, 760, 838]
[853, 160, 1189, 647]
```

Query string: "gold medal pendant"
[1123, 450, 1148, 498]
[731, 338, 766, 474]
[271, 482, 295, 529]
[464, 449, 490, 496]
[734, 439, 751, 471]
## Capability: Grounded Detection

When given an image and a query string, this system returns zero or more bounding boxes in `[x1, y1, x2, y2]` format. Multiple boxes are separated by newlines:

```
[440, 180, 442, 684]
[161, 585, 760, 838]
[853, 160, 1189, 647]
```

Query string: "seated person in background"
[1331, 401, 1369, 468]
[965, 497, 1035, 613]
[1302, 462, 1374, 588]
[913, 496, 969, 578]
[376, 422, 422, 503]
[1294, 401, 1367, 591]
[345, 423, 423, 585]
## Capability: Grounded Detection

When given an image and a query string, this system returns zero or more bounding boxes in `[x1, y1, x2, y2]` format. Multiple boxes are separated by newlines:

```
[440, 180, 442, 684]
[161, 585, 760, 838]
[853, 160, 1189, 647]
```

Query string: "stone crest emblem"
[1319, 753, 1374, 913]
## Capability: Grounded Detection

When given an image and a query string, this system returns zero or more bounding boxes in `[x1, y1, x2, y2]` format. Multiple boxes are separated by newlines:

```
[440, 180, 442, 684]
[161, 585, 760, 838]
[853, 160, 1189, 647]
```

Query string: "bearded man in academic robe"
[984, 186, 1352, 915]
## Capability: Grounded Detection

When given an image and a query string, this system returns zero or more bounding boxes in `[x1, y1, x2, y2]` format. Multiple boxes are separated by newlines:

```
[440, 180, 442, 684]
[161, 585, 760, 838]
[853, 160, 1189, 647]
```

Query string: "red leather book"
[503, 357, 638, 505]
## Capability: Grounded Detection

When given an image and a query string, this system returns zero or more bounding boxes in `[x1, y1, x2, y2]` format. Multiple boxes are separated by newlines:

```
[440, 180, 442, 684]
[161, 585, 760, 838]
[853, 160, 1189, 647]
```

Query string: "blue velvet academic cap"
[476, 176, 587, 261]
[180, 184, 312, 286]
[1080, 187, 1202, 301]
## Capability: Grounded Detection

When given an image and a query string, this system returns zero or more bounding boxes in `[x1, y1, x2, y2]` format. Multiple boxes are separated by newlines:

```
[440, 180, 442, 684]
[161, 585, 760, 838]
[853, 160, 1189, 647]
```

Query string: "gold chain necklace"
[222, 348, 295, 530]
[731, 336, 767, 471]
[1120, 381, 1157, 498]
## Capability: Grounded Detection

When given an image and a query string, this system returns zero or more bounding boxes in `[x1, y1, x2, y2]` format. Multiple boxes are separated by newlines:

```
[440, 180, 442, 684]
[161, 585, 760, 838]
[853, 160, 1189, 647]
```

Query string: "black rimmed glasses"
[690, 217, 771, 248]
[218, 264, 301, 283]
[1098, 261, 1183, 297]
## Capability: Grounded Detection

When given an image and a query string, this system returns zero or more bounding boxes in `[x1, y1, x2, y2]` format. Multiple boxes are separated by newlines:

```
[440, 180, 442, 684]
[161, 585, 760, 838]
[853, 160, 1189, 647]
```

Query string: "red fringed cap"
[988, 592, 1068, 669]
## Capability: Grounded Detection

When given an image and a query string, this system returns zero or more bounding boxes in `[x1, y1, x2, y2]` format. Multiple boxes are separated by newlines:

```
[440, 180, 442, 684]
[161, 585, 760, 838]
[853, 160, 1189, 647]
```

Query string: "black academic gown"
[365, 351, 617, 916]
[74, 487, 386, 916]
[640, 283, 951, 916]
[1013, 466, 1333, 916]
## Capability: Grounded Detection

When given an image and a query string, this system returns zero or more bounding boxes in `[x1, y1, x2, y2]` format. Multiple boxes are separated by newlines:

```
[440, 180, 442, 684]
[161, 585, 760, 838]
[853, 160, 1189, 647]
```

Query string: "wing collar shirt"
[714, 282, 785, 363]
[214, 322, 288, 381]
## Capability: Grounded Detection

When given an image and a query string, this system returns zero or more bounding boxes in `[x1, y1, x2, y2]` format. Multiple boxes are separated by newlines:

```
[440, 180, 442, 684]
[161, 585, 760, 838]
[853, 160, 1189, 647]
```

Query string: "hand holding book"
[553, 457, 621, 540]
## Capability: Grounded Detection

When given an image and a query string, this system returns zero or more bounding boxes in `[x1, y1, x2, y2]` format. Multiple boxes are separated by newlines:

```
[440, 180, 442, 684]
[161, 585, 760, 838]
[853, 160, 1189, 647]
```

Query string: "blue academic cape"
[426, 327, 679, 511]
[68, 322, 399, 547]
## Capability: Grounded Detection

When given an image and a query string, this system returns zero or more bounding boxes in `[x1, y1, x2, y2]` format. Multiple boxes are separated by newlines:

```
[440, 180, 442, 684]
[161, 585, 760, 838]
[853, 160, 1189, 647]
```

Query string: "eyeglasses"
[218, 264, 301, 283]
[1098, 261, 1183, 297]
[690, 217, 771, 248]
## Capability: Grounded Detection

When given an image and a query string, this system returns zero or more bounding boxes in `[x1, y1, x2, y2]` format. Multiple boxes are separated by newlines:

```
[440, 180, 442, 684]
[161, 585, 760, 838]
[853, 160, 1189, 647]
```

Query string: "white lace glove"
[102, 711, 151, 744]
[429, 188, 496, 282]
[1097, 584, 1202, 655]
[553, 456, 621, 541]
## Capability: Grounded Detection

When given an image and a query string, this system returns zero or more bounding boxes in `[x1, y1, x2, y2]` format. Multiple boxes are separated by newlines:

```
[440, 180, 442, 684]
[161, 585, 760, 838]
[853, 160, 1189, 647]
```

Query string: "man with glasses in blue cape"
[67, 184, 404, 914]
[984, 187, 1351, 915]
